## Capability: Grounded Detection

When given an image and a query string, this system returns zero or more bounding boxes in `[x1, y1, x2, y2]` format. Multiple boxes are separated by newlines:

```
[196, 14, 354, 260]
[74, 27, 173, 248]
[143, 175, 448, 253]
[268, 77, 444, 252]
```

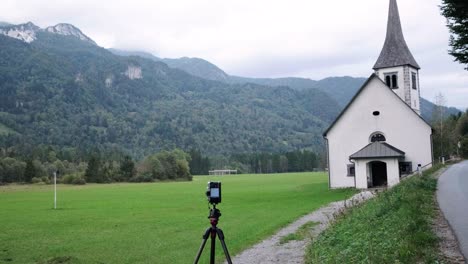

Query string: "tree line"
[432, 97, 468, 160]
[0, 148, 192, 185]
[1, 145, 324, 183]
[188, 149, 322, 175]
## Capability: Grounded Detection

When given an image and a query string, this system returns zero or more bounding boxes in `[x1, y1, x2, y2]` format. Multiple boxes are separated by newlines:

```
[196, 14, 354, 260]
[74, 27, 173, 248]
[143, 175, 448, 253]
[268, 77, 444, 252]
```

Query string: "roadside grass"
[0, 172, 355, 264]
[279, 221, 319, 244]
[306, 165, 443, 264]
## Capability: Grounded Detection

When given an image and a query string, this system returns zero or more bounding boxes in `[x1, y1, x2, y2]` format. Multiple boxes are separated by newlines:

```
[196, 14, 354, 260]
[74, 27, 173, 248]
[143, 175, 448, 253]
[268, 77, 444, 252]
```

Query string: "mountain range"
[109, 49, 459, 121]
[0, 22, 460, 158]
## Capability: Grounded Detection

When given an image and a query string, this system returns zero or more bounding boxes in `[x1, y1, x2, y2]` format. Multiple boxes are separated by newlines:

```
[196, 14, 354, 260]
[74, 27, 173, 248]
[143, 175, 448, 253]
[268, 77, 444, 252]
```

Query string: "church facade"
[323, 0, 433, 189]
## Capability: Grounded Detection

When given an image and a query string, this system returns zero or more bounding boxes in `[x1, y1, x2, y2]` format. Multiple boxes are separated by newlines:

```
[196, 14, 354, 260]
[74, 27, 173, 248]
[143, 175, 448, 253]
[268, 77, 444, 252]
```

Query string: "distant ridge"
[110, 48, 461, 121]
[0, 22, 461, 158]
[0, 21, 96, 45]
[0, 24, 340, 157]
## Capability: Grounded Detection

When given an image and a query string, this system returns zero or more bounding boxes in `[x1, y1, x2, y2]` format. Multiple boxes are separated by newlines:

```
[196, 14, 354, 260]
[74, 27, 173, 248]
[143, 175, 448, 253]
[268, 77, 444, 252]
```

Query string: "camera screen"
[211, 188, 220, 198]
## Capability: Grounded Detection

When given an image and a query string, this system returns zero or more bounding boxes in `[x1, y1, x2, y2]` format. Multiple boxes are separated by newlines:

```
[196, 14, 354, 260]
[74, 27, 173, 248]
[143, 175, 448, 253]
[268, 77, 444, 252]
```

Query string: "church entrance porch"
[349, 142, 405, 189]
[352, 157, 403, 189]
[368, 161, 388, 188]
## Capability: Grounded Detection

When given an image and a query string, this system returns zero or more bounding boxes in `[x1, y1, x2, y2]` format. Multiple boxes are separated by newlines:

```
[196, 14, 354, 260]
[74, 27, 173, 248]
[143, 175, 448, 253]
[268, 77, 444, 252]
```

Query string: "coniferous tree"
[119, 155, 136, 181]
[440, 0, 468, 69]
[24, 159, 36, 183]
[85, 155, 101, 183]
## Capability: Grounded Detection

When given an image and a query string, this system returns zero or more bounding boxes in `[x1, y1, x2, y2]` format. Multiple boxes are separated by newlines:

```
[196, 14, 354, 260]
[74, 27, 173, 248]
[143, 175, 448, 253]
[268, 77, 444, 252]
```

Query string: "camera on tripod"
[195, 181, 232, 264]
[206, 182, 221, 204]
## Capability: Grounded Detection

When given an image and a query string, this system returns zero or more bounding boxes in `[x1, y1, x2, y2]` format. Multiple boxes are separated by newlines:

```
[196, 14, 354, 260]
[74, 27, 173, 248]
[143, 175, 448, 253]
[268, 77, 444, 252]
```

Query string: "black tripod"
[193, 205, 233, 264]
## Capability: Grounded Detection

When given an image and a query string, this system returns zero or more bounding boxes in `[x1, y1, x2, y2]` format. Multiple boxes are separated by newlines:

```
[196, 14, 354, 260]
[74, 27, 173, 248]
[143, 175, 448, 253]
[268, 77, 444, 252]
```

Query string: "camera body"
[206, 181, 221, 204]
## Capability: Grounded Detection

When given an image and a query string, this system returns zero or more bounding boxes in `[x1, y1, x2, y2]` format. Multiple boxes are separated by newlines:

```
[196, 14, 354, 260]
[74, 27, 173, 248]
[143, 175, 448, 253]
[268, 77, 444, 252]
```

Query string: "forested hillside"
[112, 50, 461, 122]
[0, 25, 340, 160]
[0, 22, 461, 167]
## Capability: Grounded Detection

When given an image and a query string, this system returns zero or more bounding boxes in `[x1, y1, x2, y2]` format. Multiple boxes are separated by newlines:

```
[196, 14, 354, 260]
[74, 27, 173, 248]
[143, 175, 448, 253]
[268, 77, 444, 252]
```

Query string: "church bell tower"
[374, 0, 421, 115]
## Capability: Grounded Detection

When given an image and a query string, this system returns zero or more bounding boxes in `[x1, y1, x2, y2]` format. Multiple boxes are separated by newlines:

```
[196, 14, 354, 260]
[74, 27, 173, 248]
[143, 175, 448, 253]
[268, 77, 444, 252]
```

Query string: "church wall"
[376, 66, 406, 100]
[387, 158, 400, 187]
[355, 159, 368, 189]
[376, 66, 421, 114]
[326, 76, 432, 189]
[410, 69, 421, 114]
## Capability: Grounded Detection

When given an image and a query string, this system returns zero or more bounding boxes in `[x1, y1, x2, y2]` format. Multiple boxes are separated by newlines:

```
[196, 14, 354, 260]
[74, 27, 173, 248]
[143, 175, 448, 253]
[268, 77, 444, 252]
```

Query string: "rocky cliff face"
[125, 65, 143, 80]
[0, 22, 96, 45]
[45, 23, 96, 45]
[0, 22, 39, 43]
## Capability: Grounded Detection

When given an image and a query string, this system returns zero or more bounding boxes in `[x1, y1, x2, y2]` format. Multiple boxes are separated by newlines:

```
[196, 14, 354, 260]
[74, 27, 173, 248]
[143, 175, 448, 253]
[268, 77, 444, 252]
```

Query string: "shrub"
[460, 136, 468, 158]
[129, 174, 153, 182]
[41, 176, 50, 184]
[136, 149, 192, 181]
[62, 173, 86, 185]
[71, 177, 86, 185]
[31, 177, 42, 184]
[61, 174, 74, 184]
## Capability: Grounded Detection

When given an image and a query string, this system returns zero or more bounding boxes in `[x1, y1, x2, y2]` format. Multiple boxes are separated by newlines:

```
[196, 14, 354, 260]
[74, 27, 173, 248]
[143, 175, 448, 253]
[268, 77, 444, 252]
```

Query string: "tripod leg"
[193, 227, 211, 264]
[216, 228, 233, 264]
[210, 228, 216, 264]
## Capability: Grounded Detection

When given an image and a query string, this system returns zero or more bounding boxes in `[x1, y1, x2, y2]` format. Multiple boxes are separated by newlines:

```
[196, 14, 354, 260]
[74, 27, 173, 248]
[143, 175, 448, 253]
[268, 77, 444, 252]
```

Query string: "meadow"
[0, 172, 355, 264]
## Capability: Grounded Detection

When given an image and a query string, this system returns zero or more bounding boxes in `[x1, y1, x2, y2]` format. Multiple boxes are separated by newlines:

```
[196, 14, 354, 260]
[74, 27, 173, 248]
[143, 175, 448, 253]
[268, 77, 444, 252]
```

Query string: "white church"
[323, 0, 433, 189]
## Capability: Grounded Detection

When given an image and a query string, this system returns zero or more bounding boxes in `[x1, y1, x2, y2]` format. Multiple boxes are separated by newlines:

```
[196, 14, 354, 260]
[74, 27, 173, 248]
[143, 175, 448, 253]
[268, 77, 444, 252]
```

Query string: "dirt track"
[228, 191, 374, 264]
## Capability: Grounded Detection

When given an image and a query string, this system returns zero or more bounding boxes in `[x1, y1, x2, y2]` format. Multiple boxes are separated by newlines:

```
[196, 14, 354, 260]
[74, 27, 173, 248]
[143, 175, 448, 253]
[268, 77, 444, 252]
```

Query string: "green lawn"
[0, 172, 355, 264]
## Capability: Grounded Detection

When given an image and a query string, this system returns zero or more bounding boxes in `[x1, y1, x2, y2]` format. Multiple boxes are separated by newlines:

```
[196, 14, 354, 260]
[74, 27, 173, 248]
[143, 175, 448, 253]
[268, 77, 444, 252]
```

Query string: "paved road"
[437, 160, 468, 259]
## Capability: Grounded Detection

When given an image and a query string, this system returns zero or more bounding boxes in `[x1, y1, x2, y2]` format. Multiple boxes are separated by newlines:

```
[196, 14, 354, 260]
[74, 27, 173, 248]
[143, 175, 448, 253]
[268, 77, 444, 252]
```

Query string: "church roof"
[322, 74, 432, 137]
[350, 142, 405, 160]
[373, 0, 420, 70]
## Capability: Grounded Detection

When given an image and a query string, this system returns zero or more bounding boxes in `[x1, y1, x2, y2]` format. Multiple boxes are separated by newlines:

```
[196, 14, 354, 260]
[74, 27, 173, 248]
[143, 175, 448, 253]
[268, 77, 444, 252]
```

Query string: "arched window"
[385, 76, 391, 87]
[370, 133, 386, 142]
[392, 75, 398, 88]
[384, 73, 398, 89]
[411, 72, 417, 90]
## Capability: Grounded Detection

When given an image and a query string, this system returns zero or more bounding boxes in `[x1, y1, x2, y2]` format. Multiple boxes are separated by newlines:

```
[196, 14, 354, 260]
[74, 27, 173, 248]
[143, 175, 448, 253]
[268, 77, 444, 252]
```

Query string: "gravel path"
[229, 191, 375, 264]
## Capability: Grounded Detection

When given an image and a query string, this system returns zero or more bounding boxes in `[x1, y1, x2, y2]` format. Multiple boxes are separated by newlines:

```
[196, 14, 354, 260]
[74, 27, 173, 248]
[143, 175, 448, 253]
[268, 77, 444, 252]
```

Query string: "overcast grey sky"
[1, 0, 467, 109]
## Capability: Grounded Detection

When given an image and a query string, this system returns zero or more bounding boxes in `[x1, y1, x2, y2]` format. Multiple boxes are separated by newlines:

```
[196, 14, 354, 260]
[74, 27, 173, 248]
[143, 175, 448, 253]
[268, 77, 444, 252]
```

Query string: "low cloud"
[0, 0, 466, 108]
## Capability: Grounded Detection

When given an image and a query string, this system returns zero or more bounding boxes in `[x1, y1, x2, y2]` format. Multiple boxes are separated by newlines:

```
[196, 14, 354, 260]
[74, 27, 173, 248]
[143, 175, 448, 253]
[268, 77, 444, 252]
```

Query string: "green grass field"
[0, 172, 355, 264]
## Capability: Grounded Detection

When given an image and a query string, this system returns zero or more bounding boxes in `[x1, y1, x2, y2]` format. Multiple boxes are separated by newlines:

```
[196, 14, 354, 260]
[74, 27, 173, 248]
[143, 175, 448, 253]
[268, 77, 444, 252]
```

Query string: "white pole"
[54, 171, 57, 209]
[458, 141, 461, 158]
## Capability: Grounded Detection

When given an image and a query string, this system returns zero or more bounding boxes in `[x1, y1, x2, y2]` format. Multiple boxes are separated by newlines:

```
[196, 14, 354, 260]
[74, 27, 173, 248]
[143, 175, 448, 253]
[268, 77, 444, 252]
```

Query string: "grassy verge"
[306, 164, 444, 263]
[0, 172, 355, 264]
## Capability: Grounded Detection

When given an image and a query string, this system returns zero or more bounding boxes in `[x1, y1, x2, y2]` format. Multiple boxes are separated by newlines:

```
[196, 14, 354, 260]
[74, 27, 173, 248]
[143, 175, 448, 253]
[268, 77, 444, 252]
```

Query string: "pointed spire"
[373, 0, 420, 70]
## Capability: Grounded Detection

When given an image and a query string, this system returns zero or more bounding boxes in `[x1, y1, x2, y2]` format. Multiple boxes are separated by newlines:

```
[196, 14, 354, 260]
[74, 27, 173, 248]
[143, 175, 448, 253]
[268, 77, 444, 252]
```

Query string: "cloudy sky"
[1, 0, 467, 109]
